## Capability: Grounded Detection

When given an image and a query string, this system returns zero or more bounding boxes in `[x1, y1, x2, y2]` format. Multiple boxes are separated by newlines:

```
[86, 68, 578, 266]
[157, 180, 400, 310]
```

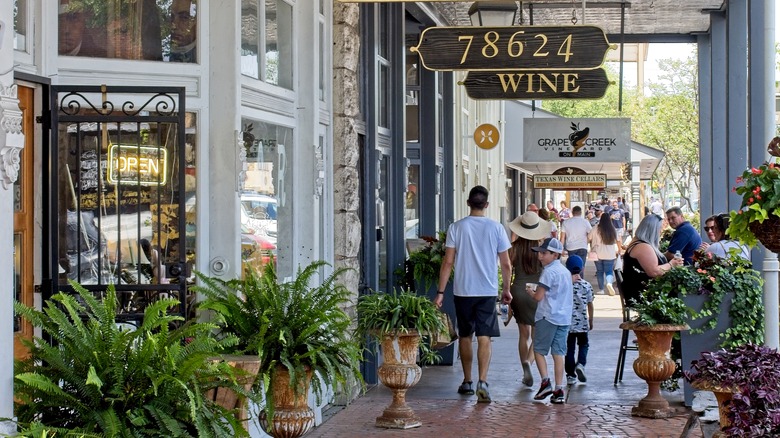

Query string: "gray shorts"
[454, 295, 501, 338]
[533, 318, 569, 356]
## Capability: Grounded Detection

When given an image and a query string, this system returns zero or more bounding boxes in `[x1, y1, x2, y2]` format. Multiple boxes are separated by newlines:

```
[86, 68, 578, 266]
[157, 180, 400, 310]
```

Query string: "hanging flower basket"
[748, 215, 780, 253]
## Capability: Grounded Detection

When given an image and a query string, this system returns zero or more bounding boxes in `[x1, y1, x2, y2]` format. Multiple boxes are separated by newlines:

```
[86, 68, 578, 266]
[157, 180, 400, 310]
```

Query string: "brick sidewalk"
[309, 397, 700, 437]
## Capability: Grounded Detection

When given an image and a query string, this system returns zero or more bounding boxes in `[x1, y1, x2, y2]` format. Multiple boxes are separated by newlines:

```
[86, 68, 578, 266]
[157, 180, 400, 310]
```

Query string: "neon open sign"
[107, 145, 167, 186]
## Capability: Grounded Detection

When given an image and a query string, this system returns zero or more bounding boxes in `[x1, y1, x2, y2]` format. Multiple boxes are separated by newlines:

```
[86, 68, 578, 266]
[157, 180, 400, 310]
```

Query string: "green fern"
[194, 261, 364, 420]
[356, 288, 447, 365]
[13, 281, 251, 437]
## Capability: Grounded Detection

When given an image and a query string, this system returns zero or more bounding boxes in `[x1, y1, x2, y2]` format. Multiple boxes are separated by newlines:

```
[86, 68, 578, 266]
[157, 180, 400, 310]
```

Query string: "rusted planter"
[620, 321, 688, 418]
[376, 331, 423, 429]
[259, 366, 315, 438]
[691, 381, 738, 438]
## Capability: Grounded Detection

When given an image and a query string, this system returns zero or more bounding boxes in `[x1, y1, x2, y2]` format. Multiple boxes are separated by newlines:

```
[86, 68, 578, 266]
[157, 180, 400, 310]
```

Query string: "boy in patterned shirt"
[564, 255, 594, 385]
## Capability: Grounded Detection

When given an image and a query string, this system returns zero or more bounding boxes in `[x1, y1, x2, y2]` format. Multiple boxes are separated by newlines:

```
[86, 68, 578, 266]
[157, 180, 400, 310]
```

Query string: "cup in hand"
[526, 283, 536, 294]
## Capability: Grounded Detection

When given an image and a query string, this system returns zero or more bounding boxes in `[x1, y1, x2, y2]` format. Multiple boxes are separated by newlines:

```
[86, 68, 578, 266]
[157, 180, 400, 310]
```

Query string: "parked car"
[240, 193, 277, 243]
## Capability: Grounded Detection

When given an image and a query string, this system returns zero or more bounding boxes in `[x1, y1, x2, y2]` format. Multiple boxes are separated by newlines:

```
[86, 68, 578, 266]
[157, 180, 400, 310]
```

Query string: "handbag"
[587, 250, 598, 261]
[431, 311, 457, 349]
[614, 255, 624, 271]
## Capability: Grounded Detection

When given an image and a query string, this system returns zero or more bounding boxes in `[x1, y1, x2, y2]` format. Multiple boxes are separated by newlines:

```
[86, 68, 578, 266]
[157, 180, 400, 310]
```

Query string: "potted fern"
[356, 289, 446, 429]
[194, 261, 364, 438]
[12, 282, 249, 437]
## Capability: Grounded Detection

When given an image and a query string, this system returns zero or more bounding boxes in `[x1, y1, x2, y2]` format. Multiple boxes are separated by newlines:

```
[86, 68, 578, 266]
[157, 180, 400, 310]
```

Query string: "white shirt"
[446, 216, 512, 297]
[650, 200, 664, 215]
[705, 240, 751, 261]
[561, 216, 592, 251]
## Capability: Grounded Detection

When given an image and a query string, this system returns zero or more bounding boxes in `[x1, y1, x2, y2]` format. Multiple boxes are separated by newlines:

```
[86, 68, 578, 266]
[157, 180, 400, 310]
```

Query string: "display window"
[55, 111, 197, 288]
[240, 118, 292, 277]
[241, 0, 294, 89]
[57, 0, 198, 63]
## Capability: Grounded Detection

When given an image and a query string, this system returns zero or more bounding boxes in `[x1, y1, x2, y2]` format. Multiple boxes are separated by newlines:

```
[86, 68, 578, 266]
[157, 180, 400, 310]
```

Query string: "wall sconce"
[468, 1, 519, 27]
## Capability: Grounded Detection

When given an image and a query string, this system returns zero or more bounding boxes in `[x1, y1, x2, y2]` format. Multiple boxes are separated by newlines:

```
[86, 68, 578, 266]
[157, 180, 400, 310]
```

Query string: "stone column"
[332, 3, 361, 298]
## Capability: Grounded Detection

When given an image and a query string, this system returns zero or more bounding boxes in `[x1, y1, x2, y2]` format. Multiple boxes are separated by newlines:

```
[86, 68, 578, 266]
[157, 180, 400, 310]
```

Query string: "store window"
[57, 0, 198, 63]
[14, 0, 28, 52]
[241, 0, 294, 89]
[56, 111, 197, 287]
[240, 119, 292, 278]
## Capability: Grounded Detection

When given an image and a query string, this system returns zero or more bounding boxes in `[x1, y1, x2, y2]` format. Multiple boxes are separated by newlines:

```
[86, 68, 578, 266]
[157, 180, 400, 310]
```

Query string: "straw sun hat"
[508, 211, 552, 241]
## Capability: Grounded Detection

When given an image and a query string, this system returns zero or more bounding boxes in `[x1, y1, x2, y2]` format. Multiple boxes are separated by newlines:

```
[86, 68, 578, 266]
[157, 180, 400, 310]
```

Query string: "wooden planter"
[620, 322, 688, 419]
[205, 355, 261, 429]
[376, 331, 423, 429]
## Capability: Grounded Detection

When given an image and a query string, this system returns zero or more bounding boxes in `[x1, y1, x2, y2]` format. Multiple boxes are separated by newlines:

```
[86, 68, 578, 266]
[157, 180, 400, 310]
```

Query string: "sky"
[629, 6, 780, 89]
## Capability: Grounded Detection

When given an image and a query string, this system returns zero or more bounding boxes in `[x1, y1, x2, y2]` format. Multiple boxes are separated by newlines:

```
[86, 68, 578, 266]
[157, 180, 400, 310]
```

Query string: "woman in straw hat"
[507, 211, 552, 387]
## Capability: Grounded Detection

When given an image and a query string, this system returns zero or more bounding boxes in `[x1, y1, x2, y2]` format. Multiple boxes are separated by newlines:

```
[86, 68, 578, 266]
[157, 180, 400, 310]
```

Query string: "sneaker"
[551, 388, 565, 404]
[606, 283, 616, 296]
[522, 362, 534, 387]
[566, 375, 578, 385]
[534, 378, 553, 400]
[458, 381, 475, 395]
[476, 380, 492, 403]
[575, 364, 587, 382]
[596, 289, 605, 295]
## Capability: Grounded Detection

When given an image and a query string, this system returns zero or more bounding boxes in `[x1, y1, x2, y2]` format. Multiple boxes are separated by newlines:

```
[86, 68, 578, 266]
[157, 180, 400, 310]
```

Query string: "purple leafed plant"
[685, 344, 780, 436]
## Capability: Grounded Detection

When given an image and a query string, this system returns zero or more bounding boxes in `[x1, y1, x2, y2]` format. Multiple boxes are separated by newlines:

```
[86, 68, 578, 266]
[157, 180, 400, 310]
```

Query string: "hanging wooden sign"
[411, 25, 614, 71]
[462, 69, 609, 100]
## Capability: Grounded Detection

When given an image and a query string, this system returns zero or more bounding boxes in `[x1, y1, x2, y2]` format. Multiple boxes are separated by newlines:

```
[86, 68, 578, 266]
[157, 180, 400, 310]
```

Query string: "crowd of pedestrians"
[435, 187, 737, 406]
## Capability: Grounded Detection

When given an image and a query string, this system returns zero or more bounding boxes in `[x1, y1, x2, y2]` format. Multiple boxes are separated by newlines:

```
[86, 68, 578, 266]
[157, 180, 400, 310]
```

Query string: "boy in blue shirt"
[528, 237, 573, 404]
[564, 255, 594, 385]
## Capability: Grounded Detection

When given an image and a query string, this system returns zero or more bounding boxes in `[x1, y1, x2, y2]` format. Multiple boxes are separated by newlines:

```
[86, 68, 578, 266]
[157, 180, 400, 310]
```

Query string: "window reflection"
[241, 0, 293, 89]
[56, 112, 197, 287]
[14, 0, 28, 51]
[241, 119, 292, 278]
[57, 0, 198, 63]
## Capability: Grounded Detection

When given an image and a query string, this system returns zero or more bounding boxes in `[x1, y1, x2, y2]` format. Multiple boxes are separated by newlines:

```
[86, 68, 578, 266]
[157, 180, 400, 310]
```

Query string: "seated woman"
[700, 214, 750, 261]
[621, 214, 684, 307]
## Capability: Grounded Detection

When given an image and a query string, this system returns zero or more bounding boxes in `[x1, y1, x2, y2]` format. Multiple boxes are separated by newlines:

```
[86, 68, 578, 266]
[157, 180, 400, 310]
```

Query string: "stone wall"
[332, 4, 361, 311]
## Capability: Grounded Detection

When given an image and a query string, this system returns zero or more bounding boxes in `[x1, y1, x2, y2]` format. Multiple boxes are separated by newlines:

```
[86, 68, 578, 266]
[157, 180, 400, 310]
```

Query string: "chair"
[613, 268, 639, 385]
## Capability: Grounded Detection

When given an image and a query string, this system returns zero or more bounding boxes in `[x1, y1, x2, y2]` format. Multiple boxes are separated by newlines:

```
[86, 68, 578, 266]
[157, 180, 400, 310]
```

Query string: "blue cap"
[565, 255, 584, 274]
[532, 237, 564, 254]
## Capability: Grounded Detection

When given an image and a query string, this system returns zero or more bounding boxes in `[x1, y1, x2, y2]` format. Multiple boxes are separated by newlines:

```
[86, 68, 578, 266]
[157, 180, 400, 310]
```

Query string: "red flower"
[697, 268, 707, 274]
[736, 176, 743, 183]
[738, 210, 743, 214]
[757, 194, 762, 200]
[753, 187, 761, 194]
[771, 163, 776, 169]
[752, 167, 763, 175]
[749, 197, 754, 204]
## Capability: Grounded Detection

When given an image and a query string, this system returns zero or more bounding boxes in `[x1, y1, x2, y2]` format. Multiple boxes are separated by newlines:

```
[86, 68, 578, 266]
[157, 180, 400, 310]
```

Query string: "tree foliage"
[542, 48, 701, 209]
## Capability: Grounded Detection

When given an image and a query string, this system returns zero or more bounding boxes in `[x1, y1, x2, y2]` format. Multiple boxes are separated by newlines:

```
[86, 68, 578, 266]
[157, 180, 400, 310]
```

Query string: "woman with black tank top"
[621, 214, 685, 307]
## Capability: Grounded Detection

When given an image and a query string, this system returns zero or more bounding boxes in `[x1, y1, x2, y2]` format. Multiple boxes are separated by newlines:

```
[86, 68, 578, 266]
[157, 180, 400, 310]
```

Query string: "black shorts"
[454, 295, 501, 338]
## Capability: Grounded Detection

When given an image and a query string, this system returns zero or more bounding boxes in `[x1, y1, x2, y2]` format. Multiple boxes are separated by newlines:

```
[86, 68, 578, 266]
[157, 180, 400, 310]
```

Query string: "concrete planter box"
[680, 292, 735, 406]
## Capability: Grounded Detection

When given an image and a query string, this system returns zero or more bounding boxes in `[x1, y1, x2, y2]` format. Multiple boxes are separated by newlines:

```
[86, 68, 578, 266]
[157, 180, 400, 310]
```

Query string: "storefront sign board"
[463, 68, 609, 100]
[522, 118, 630, 162]
[411, 25, 613, 71]
[533, 173, 607, 190]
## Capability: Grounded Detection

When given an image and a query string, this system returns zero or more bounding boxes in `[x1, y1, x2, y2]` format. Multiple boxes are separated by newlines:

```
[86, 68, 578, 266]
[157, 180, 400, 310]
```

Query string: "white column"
[0, 0, 24, 430]
[207, 1, 242, 280]
[748, 0, 778, 349]
[292, 3, 320, 269]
